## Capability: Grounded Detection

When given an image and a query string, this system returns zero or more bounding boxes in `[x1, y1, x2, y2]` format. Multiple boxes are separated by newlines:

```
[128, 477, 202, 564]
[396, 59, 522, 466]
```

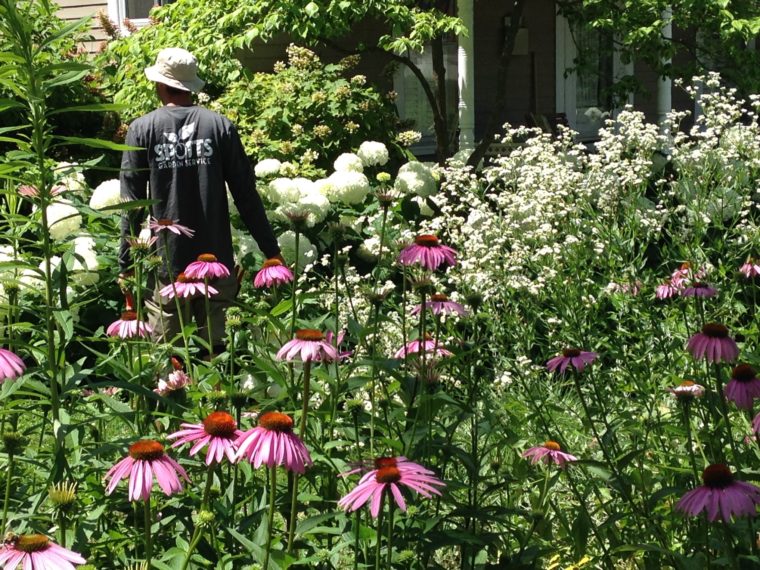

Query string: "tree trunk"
[431, 34, 449, 163]
[467, 0, 527, 168]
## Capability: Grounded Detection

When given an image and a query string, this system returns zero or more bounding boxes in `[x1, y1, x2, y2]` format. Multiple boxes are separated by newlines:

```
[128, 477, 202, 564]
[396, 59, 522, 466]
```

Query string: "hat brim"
[145, 65, 205, 93]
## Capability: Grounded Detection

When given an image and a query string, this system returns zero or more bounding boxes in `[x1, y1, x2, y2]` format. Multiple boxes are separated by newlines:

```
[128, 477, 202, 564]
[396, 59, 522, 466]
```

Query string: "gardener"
[118, 47, 281, 355]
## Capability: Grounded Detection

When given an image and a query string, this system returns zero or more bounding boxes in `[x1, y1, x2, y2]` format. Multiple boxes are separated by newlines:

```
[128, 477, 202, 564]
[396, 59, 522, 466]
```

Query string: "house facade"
[57, 0, 742, 153]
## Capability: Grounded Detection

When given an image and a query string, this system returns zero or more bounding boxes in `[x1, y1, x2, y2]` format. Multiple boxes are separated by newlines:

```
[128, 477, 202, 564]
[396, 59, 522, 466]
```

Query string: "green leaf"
[53, 136, 140, 151]
[0, 98, 22, 113]
[270, 298, 293, 316]
[38, 16, 91, 50]
[305, 1, 319, 17]
[48, 102, 126, 115]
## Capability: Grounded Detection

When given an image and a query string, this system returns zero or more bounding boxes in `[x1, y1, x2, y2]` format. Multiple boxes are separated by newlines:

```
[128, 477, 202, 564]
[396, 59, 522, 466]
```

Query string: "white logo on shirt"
[154, 122, 214, 168]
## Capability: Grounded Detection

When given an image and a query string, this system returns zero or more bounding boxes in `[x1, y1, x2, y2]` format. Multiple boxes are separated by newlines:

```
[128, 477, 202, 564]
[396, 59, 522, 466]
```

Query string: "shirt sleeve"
[221, 121, 281, 259]
[118, 122, 150, 273]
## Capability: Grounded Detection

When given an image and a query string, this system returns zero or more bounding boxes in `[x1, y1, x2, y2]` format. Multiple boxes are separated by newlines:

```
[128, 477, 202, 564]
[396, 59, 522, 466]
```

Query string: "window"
[393, 41, 459, 155]
[107, 0, 171, 30]
[556, 16, 632, 140]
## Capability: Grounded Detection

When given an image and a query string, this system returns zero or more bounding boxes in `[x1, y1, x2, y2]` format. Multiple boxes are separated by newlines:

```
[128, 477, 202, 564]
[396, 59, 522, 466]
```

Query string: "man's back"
[120, 105, 276, 278]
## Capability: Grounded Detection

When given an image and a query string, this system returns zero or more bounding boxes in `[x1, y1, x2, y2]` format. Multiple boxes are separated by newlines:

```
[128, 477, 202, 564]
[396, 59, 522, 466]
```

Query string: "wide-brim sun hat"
[145, 47, 205, 93]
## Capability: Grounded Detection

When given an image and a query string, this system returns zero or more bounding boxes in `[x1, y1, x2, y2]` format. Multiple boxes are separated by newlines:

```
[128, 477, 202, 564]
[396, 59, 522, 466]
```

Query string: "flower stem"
[2, 452, 13, 530]
[180, 467, 215, 570]
[712, 363, 740, 465]
[203, 276, 214, 361]
[144, 499, 153, 565]
[264, 466, 277, 570]
[374, 491, 385, 570]
[289, 229, 301, 338]
[386, 498, 394, 568]
[682, 402, 700, 484]
[287, 472, 299, 554]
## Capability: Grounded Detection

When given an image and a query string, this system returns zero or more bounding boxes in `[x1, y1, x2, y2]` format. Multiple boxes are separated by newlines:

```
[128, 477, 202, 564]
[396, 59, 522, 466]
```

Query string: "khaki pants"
[149, 274, 238, 351]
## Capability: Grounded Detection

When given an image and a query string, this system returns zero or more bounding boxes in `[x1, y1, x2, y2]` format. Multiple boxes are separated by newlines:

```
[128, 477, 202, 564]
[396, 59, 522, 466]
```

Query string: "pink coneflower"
[656, 281, 681, 299]
[681, 283, 718, 298]
[338, 456, 445, 518]
[184, 253, 230, 280]
[686, 323, 739, 363]
[126, 234, 159, 251]
[411, 293, 468, 317]
[393, 336, 453, 359]
[339, 456, 423, 478]
[149, 217, 195, 237]
[276, 329, 338, 362]
[159, 272, 219, 299]
[326, 330, 353, 361]
[546, 348, 598, 374]
[668, 380, 706, 401]
[254, 258, 294, 288]
[724, 364, 760, 410]
[167, 411, 242, 465]
[18, 184, 65, 198]
[398, 235, 457, 271]
[106, 310, 152, 339]
[104, 439, 189, 501]
[235, 411, 312, 474]
[740, 258, 760, 279]
[154, 369, 192, 396]
[0, 348, 25, 382]
[522, 441, 578, 467]
[675, 464, 760, 522]
[0, 534, 86, 569]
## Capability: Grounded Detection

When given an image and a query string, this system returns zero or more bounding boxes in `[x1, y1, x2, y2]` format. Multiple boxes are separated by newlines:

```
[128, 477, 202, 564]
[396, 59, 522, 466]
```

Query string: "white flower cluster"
[254, 158, 282, 178]
[323, 171, 371, 204]
[89, 179, 122, 210]
[394, 161, 438, 197]
[261, 177, 331, 227]
[46, 200, 82, 241]
[55, 161, 86, 192]
[69, 235, 100, 287]
[357, 141, 389, 167]
[333, 153, 364, 173]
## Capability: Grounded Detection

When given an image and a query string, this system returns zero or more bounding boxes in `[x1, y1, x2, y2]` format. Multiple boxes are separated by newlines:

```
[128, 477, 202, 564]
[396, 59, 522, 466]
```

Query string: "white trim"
[457, 0, 475, 150]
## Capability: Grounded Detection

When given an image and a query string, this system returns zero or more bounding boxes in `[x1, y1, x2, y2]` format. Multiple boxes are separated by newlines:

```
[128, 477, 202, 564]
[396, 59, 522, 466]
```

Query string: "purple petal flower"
[167, 411, 242, 465]
[254, 258, 294, 288]
[686, 323, 739, 363]
[676, 464, 760, 522]
[184, 253, 230, 280]
[276, 329, 338, 362]
[522, 441, 577, 467]
[338, 457, 445, 518]
[104, 439, 189, 501]
[398, 235, 457, 271]
[235, 412, 312, 474]
[149, 217, 195, 238]
[546, 348, 598, 374]
[724, 364, 760, 409]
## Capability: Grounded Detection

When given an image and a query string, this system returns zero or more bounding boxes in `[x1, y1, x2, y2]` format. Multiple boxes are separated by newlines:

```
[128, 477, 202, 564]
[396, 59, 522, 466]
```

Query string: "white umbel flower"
[357, 141, 389, 167]
[325, 171, 370, 204]
[254, 158, 283, 178]
[46, 200, 82, 241]
[334, 153, 364, 173]
[394, 161, 437, 197]
[55, 161, 86, 192]
[89, 179, 121, 210]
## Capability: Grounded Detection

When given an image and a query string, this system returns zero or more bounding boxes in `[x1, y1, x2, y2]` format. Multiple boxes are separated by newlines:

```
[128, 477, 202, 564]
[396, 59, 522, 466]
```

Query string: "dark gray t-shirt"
[119, 105, 279, 278]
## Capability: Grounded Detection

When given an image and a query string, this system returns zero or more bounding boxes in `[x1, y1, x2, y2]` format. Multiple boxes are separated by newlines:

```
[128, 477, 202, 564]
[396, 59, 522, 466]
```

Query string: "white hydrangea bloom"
[357, 141, 389, 167]
[313, 178, 333, 199]
[334, 153, 364, 173]
[46, 200, 82, 241]
[325, 171, 370, 204]
[394, 161, 437, 197]
[254, 158, 282, 178]
[70, 235, 100, 286]
[231, 227, 262, 260]
[264, 177, 301, 205]
[89, 179, 121, 210]
[278, 230, 317, 270]
[357, 236, 382, 261]
[55, 162, 86, 192]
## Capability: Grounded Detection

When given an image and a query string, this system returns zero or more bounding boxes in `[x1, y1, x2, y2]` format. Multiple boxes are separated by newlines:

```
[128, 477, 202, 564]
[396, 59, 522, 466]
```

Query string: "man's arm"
[118, 123, 150, 273]
[222, 122, 281, 258]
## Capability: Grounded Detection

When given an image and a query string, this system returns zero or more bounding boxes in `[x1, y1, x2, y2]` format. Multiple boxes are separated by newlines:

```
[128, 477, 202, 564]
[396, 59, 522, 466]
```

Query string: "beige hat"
[145, 48, 205, 93]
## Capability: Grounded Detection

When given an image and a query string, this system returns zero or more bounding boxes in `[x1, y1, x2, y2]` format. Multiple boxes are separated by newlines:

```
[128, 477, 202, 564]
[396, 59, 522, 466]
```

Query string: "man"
[119, 47, 281, 354]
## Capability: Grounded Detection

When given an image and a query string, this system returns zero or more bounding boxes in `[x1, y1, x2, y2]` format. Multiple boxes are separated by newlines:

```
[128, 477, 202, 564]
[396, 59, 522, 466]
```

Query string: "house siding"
[56, 0, 109, 54]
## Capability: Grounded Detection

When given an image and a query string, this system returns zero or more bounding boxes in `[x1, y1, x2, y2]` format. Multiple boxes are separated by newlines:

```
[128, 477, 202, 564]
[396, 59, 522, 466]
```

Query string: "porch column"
[457, 0, 475, 150]
[656, 6, 672, 129]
